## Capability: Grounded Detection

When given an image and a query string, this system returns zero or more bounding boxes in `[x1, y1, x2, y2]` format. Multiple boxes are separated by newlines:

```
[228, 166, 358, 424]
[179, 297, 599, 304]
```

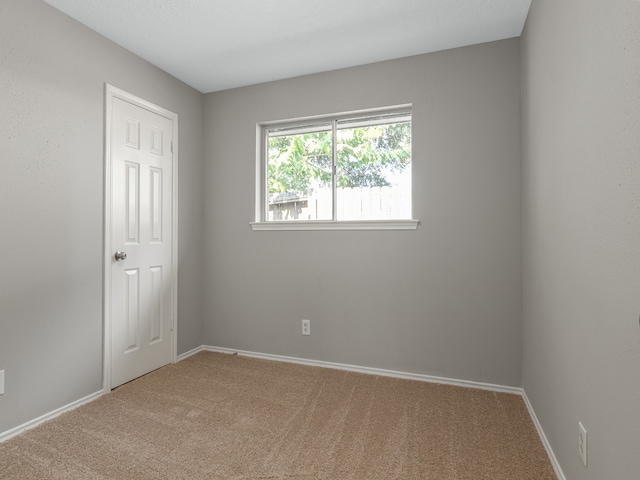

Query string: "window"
[253, 106, 417, 230]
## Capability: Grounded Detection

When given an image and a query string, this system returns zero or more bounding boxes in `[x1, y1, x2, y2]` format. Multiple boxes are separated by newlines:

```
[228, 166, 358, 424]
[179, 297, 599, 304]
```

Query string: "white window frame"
[252, 105, 419, 231]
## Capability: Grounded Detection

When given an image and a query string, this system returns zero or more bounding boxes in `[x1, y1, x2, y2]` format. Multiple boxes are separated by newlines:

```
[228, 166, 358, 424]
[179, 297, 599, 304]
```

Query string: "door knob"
[114, 251, 127, 262]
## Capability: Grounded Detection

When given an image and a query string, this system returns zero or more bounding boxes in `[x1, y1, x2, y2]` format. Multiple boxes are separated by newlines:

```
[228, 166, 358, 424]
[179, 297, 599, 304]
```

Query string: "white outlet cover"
[302, 320, 311, 336]
[578, 421, 587, 467]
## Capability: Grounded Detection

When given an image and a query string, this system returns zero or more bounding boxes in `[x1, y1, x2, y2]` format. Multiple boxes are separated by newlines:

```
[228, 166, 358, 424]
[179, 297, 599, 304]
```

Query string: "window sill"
[250, 219, 419, 231]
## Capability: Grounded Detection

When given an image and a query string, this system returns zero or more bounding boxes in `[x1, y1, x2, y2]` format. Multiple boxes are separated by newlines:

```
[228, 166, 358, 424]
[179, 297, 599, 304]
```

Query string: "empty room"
[1, 0, 638, 478]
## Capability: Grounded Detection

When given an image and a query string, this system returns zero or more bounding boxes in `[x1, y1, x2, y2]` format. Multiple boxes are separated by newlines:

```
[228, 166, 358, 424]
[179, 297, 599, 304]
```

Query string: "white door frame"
[103, 84, 178, 391]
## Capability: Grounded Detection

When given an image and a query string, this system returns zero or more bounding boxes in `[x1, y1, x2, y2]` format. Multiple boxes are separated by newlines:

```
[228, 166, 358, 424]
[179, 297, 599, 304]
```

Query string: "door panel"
[124, 268, 140, 353]
[110, 96, 174, 388]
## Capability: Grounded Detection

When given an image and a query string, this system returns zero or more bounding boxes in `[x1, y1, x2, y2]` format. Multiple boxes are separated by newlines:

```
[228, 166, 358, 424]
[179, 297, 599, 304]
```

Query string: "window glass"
[267, 124, 332, 220]
[264, 108, 411, 222]
[336, 116, 411, 220]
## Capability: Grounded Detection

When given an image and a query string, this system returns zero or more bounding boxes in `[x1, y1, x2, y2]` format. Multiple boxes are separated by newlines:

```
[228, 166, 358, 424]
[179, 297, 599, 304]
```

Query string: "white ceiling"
[42, 0, 532, 94]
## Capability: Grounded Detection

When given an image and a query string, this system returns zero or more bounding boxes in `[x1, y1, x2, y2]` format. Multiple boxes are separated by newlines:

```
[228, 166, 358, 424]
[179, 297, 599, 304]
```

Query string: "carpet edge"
[0, 389, 105, 443]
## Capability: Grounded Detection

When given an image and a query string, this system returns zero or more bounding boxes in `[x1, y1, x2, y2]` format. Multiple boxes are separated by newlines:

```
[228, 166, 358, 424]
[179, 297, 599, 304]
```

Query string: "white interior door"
[107, 90, 176, 389]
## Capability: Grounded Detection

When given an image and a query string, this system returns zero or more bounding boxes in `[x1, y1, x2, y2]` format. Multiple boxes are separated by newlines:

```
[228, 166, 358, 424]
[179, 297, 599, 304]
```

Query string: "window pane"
[336, 120, 411, 220]
[267, 126, 333, 221]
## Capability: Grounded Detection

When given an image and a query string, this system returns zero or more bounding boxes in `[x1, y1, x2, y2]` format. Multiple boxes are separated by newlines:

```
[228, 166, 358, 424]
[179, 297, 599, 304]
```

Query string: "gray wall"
[521, 1, 640, 478]
[203, 39, 523, 387]
[0, 0, 204, 434]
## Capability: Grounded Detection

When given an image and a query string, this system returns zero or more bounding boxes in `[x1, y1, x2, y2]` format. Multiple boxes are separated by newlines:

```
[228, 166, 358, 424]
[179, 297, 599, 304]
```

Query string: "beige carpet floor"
[0, 352, 556, 479]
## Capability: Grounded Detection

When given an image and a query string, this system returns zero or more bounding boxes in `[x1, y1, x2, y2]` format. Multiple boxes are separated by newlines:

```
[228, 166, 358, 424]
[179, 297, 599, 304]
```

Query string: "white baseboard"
[0, 389, 105, 443]
[176, 345, 206, 362]
[522, 390, 566, 480]
[200, 345, 523, 394]
[0, 346, 204, 443]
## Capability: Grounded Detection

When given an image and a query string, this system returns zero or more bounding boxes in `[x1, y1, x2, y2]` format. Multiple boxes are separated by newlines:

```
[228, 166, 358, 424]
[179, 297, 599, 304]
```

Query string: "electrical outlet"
[578, 421, 588, 467]
[0, 370, 4, 395]
[302, 319, 311, 336]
